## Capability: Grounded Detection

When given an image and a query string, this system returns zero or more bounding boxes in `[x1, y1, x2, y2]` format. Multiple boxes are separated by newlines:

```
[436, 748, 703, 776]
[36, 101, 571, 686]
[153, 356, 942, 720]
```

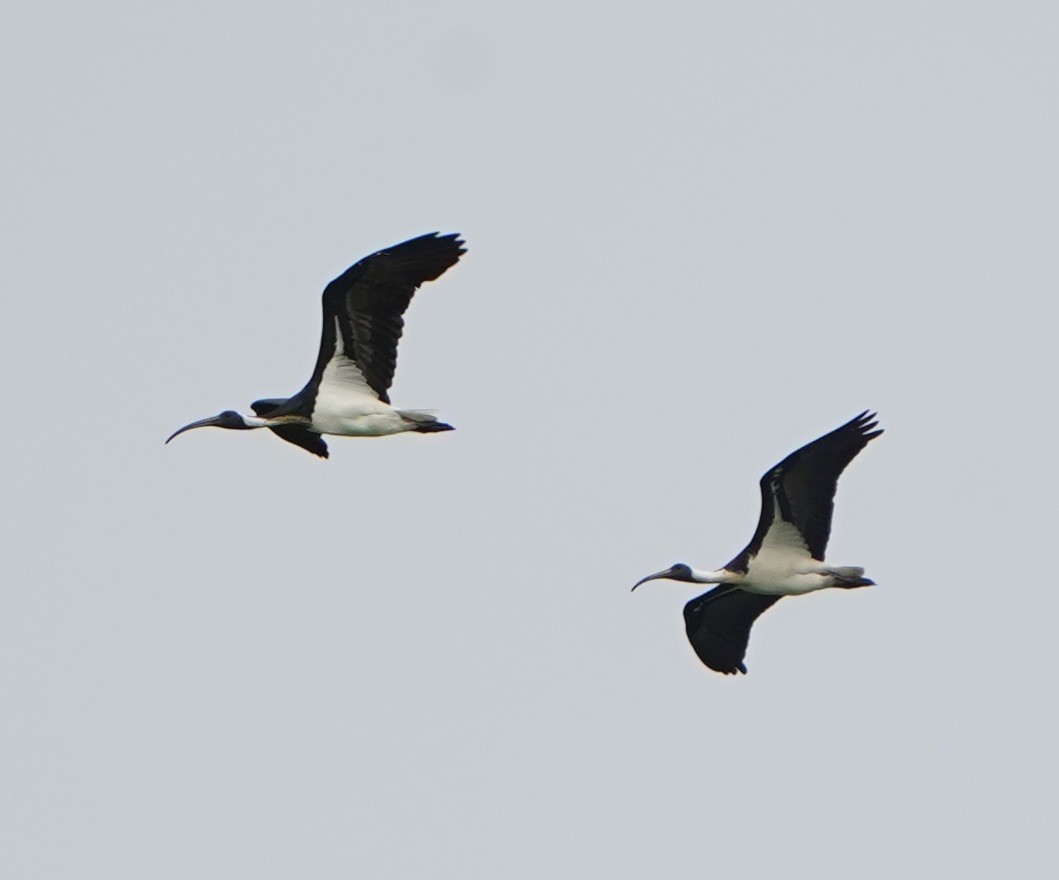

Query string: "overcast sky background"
[2, 1, 1058, 877]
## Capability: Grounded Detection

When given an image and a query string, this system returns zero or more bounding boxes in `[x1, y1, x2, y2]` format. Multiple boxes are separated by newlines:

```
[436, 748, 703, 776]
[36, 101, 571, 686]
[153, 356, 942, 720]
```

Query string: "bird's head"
[631, 562, 694, 591]
[166, 410, 251, 444]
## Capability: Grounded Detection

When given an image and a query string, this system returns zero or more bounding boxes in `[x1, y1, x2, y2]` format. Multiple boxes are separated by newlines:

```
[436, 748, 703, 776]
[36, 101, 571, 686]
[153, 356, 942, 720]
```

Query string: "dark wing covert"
[251, 398, 329, 458]
[306, 232, 465, 403]
[728, 411, 883, 567]
[683, 586, 782, 675]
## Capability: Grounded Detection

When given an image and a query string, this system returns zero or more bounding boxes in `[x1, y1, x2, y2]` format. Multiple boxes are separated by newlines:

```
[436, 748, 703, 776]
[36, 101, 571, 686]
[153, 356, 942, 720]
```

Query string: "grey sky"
[2, 1, 1057, 877]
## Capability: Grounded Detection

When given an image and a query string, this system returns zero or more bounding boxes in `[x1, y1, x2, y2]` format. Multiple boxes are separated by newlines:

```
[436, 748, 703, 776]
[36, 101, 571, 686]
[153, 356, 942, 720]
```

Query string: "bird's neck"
[689, 568, 731, 584]
[246, 413, 309, 429]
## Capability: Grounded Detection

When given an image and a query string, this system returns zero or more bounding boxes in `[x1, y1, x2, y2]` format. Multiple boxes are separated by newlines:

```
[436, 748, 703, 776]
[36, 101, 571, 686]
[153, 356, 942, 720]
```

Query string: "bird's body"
[167, 232, 465, 458]
[633, 411, 883, 674]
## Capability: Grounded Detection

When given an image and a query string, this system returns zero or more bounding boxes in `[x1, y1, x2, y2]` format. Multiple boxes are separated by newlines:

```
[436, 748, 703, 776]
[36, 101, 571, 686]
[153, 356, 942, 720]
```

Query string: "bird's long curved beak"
[631, 568, 677, 592]
[165, 415, 225, 444]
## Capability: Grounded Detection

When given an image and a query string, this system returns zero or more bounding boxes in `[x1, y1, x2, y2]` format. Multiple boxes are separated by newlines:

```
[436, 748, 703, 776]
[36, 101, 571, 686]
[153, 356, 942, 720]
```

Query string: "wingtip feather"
[847, 410, 884, 439]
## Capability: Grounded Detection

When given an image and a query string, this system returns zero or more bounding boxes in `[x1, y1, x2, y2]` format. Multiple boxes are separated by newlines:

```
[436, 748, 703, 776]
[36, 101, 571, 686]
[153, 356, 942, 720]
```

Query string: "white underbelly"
[736, 516, 831, 595]
[313, 411, 411, 437]
[312, 347, 411, 436]
[311, 398, 410, 437]
[741, 571, 829, 596]
[741, 552, 829, 596]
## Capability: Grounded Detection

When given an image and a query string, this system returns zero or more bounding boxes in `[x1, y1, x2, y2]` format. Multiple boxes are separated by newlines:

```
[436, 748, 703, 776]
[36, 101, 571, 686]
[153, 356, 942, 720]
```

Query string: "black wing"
[304, 232, 466, 404]
[683, 586, 782, 675]
[728, 411, 883, 569]
[251, 398, 329, 459]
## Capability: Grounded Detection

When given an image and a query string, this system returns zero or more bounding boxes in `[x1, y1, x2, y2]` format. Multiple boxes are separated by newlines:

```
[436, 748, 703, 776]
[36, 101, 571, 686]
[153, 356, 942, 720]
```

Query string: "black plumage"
[683, 587, 782, 675]
[172, 231, 466, 457]
[725, 411, 883, 572]
[306, 231, 466, 406]
[251, 399, 329, 459]
[635, 412, 883, 675]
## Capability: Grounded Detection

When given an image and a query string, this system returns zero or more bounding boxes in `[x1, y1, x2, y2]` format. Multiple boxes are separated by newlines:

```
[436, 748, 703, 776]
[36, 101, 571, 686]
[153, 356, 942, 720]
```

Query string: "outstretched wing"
[728, 411, 883, 568]
[683, 586, 782, 675]
[251, 398, 329, 459]
[303, 232, 466, 404]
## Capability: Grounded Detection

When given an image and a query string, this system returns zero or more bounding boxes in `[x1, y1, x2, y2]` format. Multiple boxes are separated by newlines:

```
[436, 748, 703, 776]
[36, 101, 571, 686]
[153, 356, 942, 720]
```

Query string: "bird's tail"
[826, 566, 875, 588]
[399, 410, 455, 433]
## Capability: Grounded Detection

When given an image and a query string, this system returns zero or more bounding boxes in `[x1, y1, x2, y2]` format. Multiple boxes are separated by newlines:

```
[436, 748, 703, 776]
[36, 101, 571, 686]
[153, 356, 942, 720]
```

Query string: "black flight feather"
[726, 411, 883, 571]
[683, 586, 782, 675]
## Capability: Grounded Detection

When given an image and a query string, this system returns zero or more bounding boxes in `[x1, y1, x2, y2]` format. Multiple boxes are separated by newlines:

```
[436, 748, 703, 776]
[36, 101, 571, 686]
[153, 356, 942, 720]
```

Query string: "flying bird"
[167, 232, 466, 458]
[633, 411, 883, 675]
